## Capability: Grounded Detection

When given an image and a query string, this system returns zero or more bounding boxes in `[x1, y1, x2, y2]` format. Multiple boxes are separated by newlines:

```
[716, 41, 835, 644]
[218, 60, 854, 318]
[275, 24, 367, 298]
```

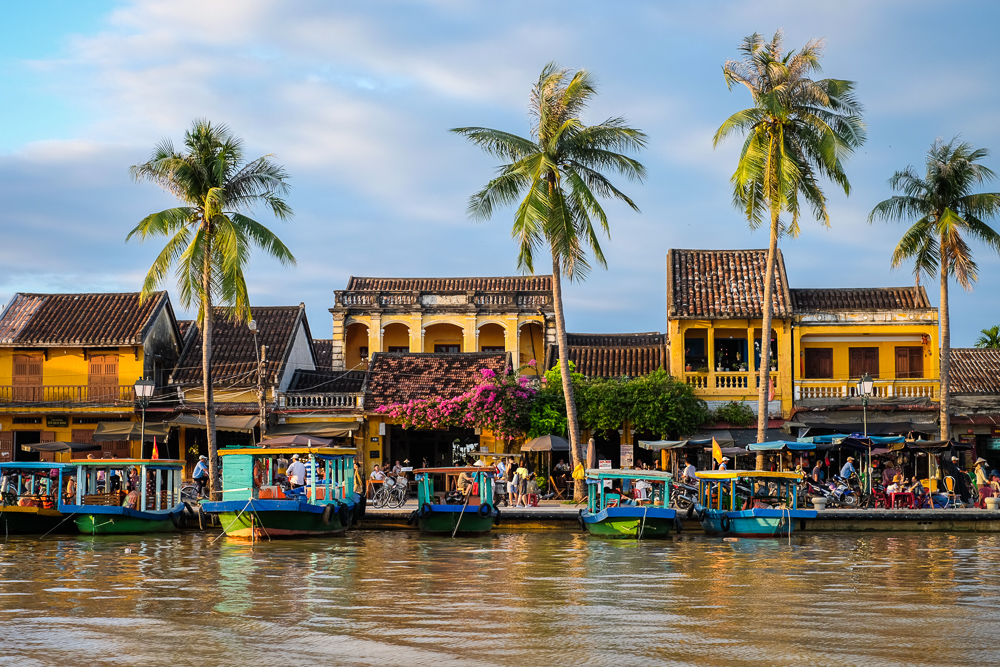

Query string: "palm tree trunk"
[756, 209, 780, 469]
[551, 254, 584, 500]
[202, 240, 219, 499]
[939, 251, 951, 442]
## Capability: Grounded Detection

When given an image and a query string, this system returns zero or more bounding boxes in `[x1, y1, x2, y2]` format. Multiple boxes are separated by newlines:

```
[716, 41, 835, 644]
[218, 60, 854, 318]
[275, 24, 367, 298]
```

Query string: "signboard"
[598, 459, 612, 470]
[988, 438, 1000, 451]
[46, 417, 68, 428]
[370, 437, 380, 442]
[369, 450, 380, 459]
[620, 444, 634, 469]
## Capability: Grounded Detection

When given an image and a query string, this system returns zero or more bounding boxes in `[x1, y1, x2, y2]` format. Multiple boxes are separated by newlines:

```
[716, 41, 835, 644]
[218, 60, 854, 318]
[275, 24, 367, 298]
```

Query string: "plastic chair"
[604, 493, 621, 509]
[944, 476, 957, 508]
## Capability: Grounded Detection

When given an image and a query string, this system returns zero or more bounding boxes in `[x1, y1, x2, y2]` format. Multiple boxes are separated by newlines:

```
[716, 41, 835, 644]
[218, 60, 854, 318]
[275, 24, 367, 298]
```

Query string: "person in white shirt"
[683, 459, 697, 485]
[369, 465, 386, 481]
[392, 461, 402, 475]
[286, 454, 307, 489]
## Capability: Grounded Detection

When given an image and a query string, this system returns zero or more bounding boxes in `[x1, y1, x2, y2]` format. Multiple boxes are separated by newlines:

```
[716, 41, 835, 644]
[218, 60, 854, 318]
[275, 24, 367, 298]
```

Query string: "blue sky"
[1, 0, 999, 345]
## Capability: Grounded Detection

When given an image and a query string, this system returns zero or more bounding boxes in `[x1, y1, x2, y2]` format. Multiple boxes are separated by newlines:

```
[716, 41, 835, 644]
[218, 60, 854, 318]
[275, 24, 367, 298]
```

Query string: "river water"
[0, 531, 998, 666]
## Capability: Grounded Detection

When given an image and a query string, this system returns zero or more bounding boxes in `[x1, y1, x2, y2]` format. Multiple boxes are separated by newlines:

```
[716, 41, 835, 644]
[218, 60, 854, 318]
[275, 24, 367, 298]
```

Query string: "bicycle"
[373, 476, 408, 508]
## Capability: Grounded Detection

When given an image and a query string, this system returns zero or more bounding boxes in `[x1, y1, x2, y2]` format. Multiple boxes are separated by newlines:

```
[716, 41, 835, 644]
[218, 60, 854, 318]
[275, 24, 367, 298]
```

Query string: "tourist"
[525, 472, 540, 506]
[718, 457, 730, 471]
[505, 457, 518, 505]
[840, 457, 857, 481]
[683, 458, 697, 485]
[192, 455, 210, 499]
[886, 474, 903, 495]
[811, 459, 826, 484]
[369, 464, 385, 481]
[514, 460, 529, 507]
[287, 454, 307, 490]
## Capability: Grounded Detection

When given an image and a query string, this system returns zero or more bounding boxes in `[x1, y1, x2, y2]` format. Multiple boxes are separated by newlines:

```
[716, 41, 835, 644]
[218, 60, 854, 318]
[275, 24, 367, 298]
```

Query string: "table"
[889, 492, 915, 509]
[365, 479, 384, 499]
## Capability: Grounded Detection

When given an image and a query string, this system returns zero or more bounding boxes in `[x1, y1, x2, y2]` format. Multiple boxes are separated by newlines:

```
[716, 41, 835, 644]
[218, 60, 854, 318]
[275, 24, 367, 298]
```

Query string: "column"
[409, 315, 423, 352]
[463, 317, 477, 353]
[368, 314, 382, 356]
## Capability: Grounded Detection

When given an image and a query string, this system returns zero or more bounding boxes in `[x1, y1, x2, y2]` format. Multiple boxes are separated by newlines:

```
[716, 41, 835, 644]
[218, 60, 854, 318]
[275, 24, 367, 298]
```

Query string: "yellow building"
[0, 292, 182, 460]
[330, 276, 552, 374]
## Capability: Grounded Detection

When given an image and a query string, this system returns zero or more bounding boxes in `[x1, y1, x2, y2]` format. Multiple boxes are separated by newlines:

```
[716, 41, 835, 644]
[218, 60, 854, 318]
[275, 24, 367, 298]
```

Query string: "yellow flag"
[712, 437, 723, 465]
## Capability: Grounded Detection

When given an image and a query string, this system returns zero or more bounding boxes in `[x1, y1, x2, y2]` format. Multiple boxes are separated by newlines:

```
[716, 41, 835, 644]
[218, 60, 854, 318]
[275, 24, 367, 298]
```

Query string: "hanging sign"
[599, 459, 612, 470]
[620, 444, 634, 469]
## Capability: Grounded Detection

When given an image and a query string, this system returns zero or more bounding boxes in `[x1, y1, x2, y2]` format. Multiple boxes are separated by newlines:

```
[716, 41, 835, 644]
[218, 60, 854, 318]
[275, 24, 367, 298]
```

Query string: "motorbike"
[805, 476, 858, 508]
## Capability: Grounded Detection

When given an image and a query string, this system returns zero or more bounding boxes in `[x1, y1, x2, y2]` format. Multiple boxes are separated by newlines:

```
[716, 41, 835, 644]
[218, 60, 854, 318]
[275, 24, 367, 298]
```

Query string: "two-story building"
[0, 292, 182, 459]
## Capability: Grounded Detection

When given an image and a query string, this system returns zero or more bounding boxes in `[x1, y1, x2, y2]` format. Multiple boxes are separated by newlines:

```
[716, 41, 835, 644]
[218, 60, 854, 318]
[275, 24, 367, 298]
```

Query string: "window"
[434, 344, 460, 354]
[848, 347, 879, 378]
[358, 346, 369, 359]
[88, 353, 119, 403]
[12, 353, 43, 402]
[895, 346, 924, 379]
[803, 348, 833, 379]
[387, 346, 409, 353]
[481, 346, 505, 352]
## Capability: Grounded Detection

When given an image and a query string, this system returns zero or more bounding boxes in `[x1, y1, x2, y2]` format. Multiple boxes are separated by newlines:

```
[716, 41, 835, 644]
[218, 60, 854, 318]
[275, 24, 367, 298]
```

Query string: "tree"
[974, 325, 1000, 349]
[713, 31, 865, 459]
[452, 63, 647, 498]
[127, 120, 294, 497]
[869, 138, 1000, 440]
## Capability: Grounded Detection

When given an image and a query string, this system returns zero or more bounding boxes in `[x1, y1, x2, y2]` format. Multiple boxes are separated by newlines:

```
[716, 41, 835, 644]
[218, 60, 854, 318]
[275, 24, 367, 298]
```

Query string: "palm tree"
[452, 63, 646, 498]
[713, 31, 865, 456]
[975, 325, 1000, 349]
[869, 138, 1000, 440]
[127, 119, 295, 497]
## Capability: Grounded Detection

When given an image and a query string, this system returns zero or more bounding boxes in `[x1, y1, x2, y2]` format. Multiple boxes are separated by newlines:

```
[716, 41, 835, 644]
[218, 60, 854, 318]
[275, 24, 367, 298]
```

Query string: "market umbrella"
[519, 435, 570, 452]
[20, 441, 101, 453]
[256, 435, 334, 448]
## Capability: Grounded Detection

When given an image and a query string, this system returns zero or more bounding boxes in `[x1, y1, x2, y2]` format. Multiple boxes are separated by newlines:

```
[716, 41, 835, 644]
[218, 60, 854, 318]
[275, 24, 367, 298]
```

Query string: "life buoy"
[720, 514, 732, 533]
[337, 503, 350, 527]
[477, 503, 492, 518]
[420, 502, 432, 518]
[406, 509, 419, 526]
[493, 507, 501, 526]
[322, 503, 336, 526]
[673, 515, 683, 535]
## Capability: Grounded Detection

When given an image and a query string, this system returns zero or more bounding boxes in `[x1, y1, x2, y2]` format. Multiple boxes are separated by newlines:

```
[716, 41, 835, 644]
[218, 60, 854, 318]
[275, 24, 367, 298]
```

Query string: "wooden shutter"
[895, 346, 924, 379]
[804, 348, 833, 379]
[12, 354, 43, 402]
[88, 354, 119, 403]
[0, 432, 12, 461]
[849, 347, 879, 378]
[40, 431, 56, 442]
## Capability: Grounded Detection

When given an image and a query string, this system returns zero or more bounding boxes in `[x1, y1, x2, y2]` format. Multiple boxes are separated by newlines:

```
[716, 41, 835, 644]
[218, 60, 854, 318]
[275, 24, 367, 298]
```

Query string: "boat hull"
[416, 504, 497, 536]
[581, 506, 679, 539]
[202, 497, 356, 539]
[74, 511, 177, 535]
[0, 506, 72, 535]
[700, 508, 817, 537]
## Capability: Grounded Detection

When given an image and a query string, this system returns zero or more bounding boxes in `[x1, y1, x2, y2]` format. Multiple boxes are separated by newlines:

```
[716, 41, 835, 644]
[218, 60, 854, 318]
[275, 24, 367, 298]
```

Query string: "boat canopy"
[0, 461, 75, 471]
[218, 446, 355, 458]
[68, 458, 184, 469]
[585, 468, 673, 482]
[746, 440, 817, 451]
[414, 467, 494, 476]
[696, 470, 804, 481]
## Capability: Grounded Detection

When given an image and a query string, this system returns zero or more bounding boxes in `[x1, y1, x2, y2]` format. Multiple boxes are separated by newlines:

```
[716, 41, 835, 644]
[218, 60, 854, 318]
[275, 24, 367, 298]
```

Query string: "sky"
[1, 0, 999, 346]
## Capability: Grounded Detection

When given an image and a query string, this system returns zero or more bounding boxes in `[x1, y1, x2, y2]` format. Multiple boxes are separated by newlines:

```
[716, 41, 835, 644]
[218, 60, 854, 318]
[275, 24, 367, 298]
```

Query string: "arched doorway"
[424, 323, 465, 353]
[345, 322, 370, 369]
[519, 322, 544, 375]
[382, 322, 411, 353]
[478, 323, 506, 352]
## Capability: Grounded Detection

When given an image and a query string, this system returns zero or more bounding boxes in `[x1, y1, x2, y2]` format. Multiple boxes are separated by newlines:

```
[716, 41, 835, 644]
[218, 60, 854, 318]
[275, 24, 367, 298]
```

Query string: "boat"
[61, 458, 186, 535]
[694, 470, 817, 537]
[0, 462, 76, 534]
[201, 446, 361, 540]
[411, 467, 499, 536]
[579, 468, 681, 538]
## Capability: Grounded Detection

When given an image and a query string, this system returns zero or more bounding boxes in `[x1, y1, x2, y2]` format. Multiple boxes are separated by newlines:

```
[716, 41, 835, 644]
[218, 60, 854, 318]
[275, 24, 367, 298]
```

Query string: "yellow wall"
[382, 323, 411, 351]
[345, 323, 369, 369]
[0, 346, 145, 390]
[796, 324, 938, 381]
[518, 322, 545, 375]
[424, 323, 464, 352]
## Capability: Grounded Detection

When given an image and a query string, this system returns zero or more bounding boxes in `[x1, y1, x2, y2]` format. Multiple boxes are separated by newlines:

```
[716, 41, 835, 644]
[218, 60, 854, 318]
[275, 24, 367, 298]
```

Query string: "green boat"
[60, 458, 186, 535]
[580, 468, 681, 539]
[0, 462, 77, 534]
[410, 467, 499, 536]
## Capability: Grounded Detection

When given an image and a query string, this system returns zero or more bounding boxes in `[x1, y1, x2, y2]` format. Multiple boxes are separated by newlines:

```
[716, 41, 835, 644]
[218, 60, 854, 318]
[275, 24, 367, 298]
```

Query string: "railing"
[684, 372, 779, 395]
[0, 385, 136, 405]
[279, 392, 365, 410]
[794, 379, 938, 400]
[336, 290, 552, 310]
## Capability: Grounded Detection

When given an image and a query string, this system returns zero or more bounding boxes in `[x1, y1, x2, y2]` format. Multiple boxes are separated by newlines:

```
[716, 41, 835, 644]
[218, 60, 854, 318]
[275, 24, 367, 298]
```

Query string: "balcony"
[794, 379, 937, 401]
[0, 385, 137, 407]
[685, 372, 779, 396]
[278, 392, 365, 410]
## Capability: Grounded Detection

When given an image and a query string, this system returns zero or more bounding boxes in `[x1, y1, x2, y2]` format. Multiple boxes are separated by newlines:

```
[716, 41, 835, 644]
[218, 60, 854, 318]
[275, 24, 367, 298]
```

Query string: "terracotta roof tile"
[791, 287, 932, 312]
[566, 332, 665, 347]
[951, 348, 1000, 394]
[170, 305, 310, 387]
[667, 249, 791, 319]
[177, 320, 195, 338]
[346, 276, 552, 292]
[366, 352, 510, 407]
[312, 339, 334, 369]
[0, 292, 170, 346]
[545, 333, 666, 378]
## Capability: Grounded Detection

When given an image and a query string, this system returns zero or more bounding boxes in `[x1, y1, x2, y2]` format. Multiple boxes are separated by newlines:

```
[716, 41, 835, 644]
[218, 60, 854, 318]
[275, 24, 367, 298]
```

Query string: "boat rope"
[452, 487, 473, 538]
[212, 499, 256, 544]
[39, 511, 78, 540]
[637, 506, 648, 541]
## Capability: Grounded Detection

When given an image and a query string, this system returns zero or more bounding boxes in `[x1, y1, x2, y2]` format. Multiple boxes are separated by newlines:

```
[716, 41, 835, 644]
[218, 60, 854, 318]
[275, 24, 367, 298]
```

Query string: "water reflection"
[0, 532, 998, 665]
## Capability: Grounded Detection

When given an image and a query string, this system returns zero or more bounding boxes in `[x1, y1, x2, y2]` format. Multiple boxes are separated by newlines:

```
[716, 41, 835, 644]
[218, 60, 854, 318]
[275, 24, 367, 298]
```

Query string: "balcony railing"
[335, 290, 552, 311]
[0, 385, 136, 406]
[684, 372, 779, 396]
[794, 379, 937, 401]
[278, 392, 365, 410]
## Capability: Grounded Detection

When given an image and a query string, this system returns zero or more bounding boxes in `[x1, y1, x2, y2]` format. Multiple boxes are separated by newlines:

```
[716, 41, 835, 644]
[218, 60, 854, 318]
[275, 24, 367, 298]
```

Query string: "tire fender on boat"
[686, 505, 695, 520]
[720, 514, 732, 533]
[477, 503, 492, 518]
[493, 507, 501, 526]
[577, 509, 586, 531]
[673, 515, 683, 535]
[406, 509, 419, 526]
[356, 494, 367, 521]
[337, 503, 350, 527]
[697, 507, 706, 522]
[420, 502, 432, 518]
[170, 511, 185, 529]
[322, 503, 336, 526]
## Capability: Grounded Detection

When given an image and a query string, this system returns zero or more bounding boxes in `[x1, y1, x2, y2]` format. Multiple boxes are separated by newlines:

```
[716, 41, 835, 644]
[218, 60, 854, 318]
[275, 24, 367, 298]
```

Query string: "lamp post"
[134, 378, 156, 457]
[857, 372, 875, 495]
[249, 320, 266, 440]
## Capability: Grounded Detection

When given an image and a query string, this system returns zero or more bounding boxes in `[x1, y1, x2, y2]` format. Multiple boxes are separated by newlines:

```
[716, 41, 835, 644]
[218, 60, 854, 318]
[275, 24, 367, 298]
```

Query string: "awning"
[92, 422, 169, 442]
[637, 440, 691, 451]
[257, 435, 334, 448]
[784, 411, 938, 434]
[168, 414, 259, 432]
[746, 440, 817, 451]
[21, 441, 101, 453]
[264, 421, 361, 439]
[520, 435, 570, 452]
[686, 431, 735, 448]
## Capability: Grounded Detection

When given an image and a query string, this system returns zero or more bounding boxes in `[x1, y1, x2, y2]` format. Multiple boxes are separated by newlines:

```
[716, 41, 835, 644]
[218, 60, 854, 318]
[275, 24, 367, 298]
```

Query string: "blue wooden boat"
[0, 462, 76, 534]
[410, 467, 499, 536]
[580, 469, 680, 538]
[694, 470, 816, 537]
[60, 458, 186, 534]
[201, 446, 360, 540]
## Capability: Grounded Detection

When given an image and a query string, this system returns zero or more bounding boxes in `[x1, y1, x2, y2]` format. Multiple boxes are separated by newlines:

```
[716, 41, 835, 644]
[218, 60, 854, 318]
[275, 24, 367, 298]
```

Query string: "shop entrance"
[387, 426, 479, 468]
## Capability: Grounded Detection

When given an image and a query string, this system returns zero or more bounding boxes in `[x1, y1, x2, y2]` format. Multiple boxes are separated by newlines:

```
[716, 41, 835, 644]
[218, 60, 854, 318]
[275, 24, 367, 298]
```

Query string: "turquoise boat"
[694, 470, 816, 537]
[410, 467, 499, 536]
[201, 446, 360, 540]
[61, 458, 186, 535]
[0, 462, 76, 534]
[580, 469, 680, 538]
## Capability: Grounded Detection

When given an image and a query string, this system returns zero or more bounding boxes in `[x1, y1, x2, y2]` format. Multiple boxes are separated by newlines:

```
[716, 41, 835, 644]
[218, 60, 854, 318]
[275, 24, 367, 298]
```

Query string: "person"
[718, 457, 729, 471]
[653, 460, 662, 472]
[64, 475, 77, 502]
[353, 461, 363, 493]
[554, 459, 570, 473]
[457, 469, 475, 495]
[683, 458, 697, 485]
[882, 461, 898, 488]
[811, 459, 826, 484]
[975, 458, 992, 507]
[840, 457, 857, 481]
[525, 472, 540, 506]
[886, 474, 903, 495]
[287, 454, 307, 490]
[192, 455, 210, 498]
[505, 457, 518, 506]
[940, 455, 972, 504]
[514, 461, 529, 507]
[369, 464, 386, 481]
[392, 460, 403, 475]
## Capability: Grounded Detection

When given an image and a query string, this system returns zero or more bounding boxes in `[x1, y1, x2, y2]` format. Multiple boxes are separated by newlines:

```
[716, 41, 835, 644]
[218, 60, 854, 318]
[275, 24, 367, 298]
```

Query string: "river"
[0, 531, 998, 666]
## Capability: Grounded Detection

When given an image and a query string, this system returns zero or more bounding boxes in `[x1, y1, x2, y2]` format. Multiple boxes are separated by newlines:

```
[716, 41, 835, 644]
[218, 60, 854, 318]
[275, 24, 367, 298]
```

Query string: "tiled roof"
[313, 339, 334, 370]
[667, 249, 792, 319]
[170, 305, 312, 387]
[791, 287, 932, 312]
[177, 320, 195, 338]
[951, 348, 1000, 394]
[0, 292, 171, 346]
[366, 352, 510, 407]
[345, 276, 552, 292]
[545, 332, 667, 378]
[286, 369, 366, 394]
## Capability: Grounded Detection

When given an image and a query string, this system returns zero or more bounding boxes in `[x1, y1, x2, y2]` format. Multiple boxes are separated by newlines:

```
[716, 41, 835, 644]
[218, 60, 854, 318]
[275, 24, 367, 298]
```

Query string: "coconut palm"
[869, 138, 1000, 440]
[451, 63, 646, 498]
[127, 119, 295, 497]
[713, 31, 865, 454]
[975, 325, 1000, 349]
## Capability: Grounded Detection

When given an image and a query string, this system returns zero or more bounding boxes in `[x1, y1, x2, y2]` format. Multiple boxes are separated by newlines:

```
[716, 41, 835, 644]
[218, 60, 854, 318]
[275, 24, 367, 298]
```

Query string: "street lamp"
[857, 372, 875, 495]
[134, 378, 156, 457]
